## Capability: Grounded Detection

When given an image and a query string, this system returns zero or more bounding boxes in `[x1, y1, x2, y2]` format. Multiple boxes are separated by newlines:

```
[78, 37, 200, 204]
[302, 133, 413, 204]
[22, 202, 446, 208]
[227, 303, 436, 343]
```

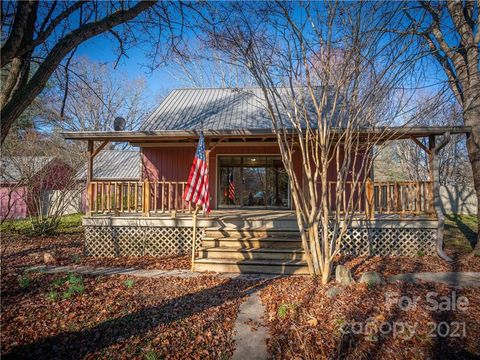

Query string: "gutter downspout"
[431, 132, 452, 262]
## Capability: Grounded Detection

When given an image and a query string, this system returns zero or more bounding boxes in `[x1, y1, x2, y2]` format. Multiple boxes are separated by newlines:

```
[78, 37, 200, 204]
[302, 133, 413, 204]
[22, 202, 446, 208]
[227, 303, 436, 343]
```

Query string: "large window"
[218, 156, 290, 208]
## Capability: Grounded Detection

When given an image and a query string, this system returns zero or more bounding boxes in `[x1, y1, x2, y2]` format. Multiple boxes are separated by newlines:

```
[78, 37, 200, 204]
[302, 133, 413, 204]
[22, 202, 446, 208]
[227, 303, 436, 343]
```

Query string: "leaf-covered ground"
[260, 277, 480, 359]
[1, 231, 264, 359]
[1, 214, 479, 359]
[2, 271, 262, 359]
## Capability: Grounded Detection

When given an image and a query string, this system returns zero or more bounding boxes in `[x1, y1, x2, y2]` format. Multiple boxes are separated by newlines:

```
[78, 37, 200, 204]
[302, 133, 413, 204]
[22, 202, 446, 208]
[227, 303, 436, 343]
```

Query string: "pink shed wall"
[0, 186, 27, 219]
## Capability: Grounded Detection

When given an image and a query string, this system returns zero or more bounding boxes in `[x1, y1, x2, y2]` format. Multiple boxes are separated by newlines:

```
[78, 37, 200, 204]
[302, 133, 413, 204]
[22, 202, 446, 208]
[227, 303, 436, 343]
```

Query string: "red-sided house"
[63, 88, 471, 274]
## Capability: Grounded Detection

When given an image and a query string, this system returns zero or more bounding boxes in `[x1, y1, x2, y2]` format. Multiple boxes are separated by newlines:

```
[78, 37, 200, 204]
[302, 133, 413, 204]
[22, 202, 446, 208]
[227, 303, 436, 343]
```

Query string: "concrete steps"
[195, 226, 306, 274]
[198, 246, 306, 260]
[201, 237, 302, 249]
[193, 258, 309, 275]
[205, 228, 299, 239]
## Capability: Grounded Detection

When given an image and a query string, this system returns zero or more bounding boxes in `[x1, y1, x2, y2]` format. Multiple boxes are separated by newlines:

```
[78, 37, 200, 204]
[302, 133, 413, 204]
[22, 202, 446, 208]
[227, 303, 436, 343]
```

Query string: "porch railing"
[87, 180, 191, 216]
[86, 179, 434, 218]
[326, 180, 434, 218]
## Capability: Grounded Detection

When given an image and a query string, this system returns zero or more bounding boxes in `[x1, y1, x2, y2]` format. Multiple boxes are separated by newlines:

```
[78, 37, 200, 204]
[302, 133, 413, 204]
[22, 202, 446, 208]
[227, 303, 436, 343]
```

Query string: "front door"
[218, 156, 290, 208]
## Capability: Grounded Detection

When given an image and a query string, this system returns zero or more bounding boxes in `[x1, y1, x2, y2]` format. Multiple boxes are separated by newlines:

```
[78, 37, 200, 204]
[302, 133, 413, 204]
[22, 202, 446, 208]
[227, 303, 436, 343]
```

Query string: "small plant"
[367, 281, 377, 291]
[18, 275, 31, 289]
[144, 350, 158, 360]
[277, 303, 298, 319]
[61, 273, 85, 299]
[70, 254, 81, 264]
[47, 290, 58, 301]
[416, 250, 425, 257]
[124, 279, 135, 289]
[333, 317, 348, 335]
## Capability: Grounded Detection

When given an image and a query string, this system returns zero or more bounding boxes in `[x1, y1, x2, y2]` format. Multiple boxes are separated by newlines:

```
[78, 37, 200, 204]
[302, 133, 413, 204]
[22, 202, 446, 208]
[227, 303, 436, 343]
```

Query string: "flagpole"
[191, 204, 200, 272]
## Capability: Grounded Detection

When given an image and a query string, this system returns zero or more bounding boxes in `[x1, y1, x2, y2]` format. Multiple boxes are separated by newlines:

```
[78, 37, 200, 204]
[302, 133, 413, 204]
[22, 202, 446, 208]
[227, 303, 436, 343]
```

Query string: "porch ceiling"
[62, 126, 471, 144]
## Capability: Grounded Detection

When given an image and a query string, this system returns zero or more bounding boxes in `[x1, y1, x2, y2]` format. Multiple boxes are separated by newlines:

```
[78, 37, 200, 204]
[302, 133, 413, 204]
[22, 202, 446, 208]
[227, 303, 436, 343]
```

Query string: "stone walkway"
[388, 272, 480, 288]
[232, 291, 269, 360]
[28, 264, 275, 280]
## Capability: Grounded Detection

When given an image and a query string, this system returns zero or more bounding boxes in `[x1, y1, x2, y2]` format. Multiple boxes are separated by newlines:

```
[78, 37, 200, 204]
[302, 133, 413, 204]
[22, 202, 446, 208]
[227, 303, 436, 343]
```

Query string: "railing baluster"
[152, 181, 156, 213]
[162, 179, 165, 213]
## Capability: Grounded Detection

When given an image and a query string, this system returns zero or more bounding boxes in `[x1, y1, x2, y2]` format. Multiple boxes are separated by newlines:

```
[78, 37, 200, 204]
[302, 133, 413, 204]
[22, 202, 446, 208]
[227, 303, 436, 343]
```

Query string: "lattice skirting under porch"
[339, 227, 437, 256]
[84, 226, 205, 257]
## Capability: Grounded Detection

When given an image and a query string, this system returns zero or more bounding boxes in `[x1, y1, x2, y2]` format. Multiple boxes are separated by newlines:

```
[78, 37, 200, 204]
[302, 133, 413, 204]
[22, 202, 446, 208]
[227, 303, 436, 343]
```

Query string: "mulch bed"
[2, 272, 261, 359]
[339, 252, 480, 279]
[1, 231, 189, 279]
[1, 232, 262, 359]
[260, 276, 480, 359]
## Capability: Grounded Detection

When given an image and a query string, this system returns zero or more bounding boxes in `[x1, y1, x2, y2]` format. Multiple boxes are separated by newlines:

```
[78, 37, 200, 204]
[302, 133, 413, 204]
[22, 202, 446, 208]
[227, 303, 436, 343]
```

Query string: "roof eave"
[61, 126, 472, 142]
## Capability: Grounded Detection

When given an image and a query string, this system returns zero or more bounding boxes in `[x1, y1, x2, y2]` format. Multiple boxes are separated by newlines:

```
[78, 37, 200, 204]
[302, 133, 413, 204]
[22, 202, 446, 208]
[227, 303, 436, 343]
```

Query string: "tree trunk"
[464, 98, 480, 252]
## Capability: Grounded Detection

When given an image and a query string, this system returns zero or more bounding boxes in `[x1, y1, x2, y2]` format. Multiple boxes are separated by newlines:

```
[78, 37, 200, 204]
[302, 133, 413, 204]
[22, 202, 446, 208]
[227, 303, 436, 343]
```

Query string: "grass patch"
[1, 213, 83, 235]
[444, 214, 478, 254]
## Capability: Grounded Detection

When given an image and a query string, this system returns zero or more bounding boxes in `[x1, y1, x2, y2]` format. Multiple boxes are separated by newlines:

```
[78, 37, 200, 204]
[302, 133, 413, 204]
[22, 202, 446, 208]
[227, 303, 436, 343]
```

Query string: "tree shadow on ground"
[4, 276, 272, 360]
[445, 214, 477, 250]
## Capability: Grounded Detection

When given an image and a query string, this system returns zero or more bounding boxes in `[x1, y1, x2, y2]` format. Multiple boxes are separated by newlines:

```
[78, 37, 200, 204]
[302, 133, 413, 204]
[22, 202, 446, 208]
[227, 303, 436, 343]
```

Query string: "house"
[63, 88, 471, 274]
[0, 156, 73, 219]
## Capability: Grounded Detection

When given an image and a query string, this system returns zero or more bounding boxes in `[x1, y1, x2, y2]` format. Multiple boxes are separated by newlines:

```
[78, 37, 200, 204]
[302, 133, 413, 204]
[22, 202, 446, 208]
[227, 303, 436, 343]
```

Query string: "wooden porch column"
[428, 133, 452, 261]
[86, 140, 94, 216]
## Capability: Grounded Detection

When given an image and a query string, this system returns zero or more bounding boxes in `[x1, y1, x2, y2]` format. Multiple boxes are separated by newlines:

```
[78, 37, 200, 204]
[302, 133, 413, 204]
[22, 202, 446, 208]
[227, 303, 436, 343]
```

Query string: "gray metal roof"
[77, 150, 140, 181]
[1, 156, 54, 183]
[140, 87, 322, 131]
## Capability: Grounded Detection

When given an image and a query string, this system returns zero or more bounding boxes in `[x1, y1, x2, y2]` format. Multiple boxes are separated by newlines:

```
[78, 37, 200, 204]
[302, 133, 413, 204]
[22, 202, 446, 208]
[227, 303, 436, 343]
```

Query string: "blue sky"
[75, 34, 178, 98]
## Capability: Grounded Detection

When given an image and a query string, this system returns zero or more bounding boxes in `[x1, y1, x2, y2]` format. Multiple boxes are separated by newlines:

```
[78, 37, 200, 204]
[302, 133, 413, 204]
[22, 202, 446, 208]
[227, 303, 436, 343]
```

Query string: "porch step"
[198, 246, 306, 261]
[205, 228, 300, 239]
[193, 258, 309, 275]
[201, 237, 302, 249]
[210, 219, 299, 230]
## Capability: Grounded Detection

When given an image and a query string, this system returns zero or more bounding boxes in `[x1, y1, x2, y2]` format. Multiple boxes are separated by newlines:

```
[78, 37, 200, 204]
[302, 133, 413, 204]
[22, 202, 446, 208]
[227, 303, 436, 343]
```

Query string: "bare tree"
[376, 97, 473, 186]
[168, 49, 256, 88]
[402, 1, 480, 250]
[203, 2, 424, 282]
[40, 58, 154, 137]
[2, 131, 84, 234]
[0, 0, 191, 145]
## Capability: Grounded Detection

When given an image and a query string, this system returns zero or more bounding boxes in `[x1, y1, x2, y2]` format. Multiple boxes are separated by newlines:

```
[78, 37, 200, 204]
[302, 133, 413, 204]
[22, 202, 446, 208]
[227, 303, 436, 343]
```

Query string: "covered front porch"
[82, 206, 439, 274]
[62, 125, 472, 273]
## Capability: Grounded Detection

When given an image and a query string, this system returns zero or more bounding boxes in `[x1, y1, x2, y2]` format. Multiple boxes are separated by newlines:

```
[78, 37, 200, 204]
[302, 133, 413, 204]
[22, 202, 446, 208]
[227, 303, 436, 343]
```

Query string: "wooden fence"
[87, 179, 434, 218]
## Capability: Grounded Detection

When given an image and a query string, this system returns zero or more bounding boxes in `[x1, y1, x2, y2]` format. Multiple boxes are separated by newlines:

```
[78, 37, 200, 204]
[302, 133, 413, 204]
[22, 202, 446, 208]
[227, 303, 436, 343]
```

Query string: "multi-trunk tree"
[202, 1, 429, 282]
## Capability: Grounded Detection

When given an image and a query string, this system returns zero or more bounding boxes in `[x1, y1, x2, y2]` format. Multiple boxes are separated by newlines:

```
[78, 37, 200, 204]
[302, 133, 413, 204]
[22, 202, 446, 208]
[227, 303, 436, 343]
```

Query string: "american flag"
[184, 133, 210, 213]
[228, 170, 235, 201]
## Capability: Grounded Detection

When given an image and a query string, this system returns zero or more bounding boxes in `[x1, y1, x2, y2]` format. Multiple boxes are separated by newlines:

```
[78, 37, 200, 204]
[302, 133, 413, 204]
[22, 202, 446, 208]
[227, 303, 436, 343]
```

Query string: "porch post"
[428, 133, 452, 261]
[86, 140, 93, 216]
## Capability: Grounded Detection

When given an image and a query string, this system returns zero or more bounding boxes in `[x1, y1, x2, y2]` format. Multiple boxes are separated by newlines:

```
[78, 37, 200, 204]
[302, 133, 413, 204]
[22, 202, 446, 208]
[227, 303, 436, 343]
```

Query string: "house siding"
[142, 144, 341, 210]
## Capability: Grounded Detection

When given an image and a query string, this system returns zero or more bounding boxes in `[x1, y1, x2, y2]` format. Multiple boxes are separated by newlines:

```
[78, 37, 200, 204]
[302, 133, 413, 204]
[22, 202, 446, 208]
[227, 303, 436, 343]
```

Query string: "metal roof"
[76, 150, 140, 181]
[0, 156, 55, 183]
[140, 87, 319, 131]
[62, 126, 471, 142]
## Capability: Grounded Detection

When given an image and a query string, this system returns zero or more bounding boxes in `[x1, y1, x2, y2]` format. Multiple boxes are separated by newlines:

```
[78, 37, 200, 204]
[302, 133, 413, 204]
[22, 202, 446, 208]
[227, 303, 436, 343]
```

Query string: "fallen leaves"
[260, 276, 480, 359]
[0, 231, 262, 359]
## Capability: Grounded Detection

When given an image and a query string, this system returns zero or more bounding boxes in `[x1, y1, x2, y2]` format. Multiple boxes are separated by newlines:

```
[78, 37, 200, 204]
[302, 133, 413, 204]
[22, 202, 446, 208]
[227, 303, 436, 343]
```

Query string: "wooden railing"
[87, 180, 191, 216]
[87, 179, 434, 218]
[326, 180, 434, 218]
